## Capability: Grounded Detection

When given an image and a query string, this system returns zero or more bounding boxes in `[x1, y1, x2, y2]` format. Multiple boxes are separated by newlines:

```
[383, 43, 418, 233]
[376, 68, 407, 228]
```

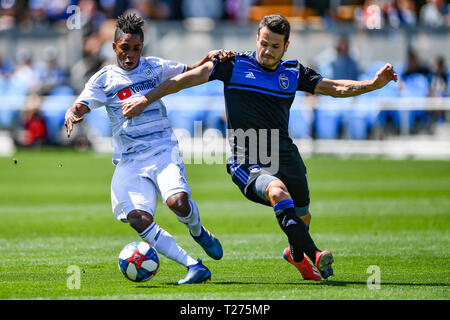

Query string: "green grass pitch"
[0, 149, 449, 300]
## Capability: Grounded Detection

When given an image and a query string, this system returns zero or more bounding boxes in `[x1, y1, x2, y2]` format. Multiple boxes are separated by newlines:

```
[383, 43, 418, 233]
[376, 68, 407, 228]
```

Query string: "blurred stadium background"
[0, 0, 449, 160]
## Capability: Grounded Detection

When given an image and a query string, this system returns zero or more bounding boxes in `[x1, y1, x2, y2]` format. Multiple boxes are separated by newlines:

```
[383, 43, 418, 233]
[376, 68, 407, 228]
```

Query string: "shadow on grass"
[317, 280, 450, 287]
[136, 280, 450, 289]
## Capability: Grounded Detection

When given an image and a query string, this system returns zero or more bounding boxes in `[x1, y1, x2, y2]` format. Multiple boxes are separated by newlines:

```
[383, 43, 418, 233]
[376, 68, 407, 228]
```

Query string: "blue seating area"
[164, 80, 225, 135]
[39, 86, 75, 144]
[314, 96, 344, 139]
[0, 76, 27, 130]
[288, 92, 314, 139]
[0, 64, 448, 145]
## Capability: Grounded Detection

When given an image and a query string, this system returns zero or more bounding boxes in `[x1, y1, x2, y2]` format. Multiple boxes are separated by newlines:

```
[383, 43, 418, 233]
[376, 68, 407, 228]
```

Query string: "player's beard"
[258, 52, 283, 70]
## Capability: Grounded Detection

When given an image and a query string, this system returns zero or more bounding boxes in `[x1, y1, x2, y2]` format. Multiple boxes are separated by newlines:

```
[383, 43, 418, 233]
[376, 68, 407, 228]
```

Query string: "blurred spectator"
[402, 48, 431, 80]
[28, 0, 50, 27]
[0, 0, 16, 30]
[78, 0, 108, 36]
[400, 49, 432, 134]
[12, 93, 48, 147]
[10, 48, 40, 93]
[70, 32, 106, 92]
[225, 0, 257, 21]
[182, 0, 224, 19]
[305, 0, 329, 17]
[330, 35, 360, 80]
[359, 0, 418, 29]
[28, 0, 75, 26]
[428, 55, 448, 126]
[396, 0, 418, 27]
[419, 0, 450, 28]
[383, 0, 402, 28]
[35, 46, 69, 95]
[99, 0, 130, 19]
[0, 54, 14, 77]
[41, 0, 74, 24]
[429, 55, 448, 97]
[130, 0, 180, 20]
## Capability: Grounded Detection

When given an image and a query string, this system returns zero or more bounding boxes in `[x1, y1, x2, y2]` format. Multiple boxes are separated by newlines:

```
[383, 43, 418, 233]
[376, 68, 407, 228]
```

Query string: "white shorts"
[111, 148, 191, 222]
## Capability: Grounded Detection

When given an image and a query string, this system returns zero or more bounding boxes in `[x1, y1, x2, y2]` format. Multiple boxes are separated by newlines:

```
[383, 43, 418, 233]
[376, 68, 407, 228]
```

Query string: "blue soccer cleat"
[190, 226, 223, 260]
[177, 259, 211, 285]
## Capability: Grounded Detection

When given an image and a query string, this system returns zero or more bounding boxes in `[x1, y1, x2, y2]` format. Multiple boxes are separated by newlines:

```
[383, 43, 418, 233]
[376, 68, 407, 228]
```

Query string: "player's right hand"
[207, 49, 235, 63]
[122, 96, 149, 118]
[64, 113, 84, 138]
[373, 63, 398, 89]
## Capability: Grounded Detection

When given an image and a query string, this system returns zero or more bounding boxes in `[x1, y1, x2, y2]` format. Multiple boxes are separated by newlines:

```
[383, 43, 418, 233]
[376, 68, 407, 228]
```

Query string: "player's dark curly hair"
[114, 13, 144, 43]
[258, 14, 290, 43]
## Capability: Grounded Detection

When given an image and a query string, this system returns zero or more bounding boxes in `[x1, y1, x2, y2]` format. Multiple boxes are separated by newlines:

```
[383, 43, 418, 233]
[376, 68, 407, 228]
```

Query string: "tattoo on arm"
[321, 79, 376, 97]
[347, 81, 371, 95]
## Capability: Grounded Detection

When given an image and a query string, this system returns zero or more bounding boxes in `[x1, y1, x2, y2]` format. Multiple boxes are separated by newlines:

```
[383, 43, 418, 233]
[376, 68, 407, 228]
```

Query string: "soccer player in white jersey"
[64, 14, 229, 284]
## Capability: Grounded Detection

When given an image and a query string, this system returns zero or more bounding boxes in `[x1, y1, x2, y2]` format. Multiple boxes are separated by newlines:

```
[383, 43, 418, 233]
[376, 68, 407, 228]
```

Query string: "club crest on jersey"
[143, 68, 153, 78]
[279, 74, 289, 89]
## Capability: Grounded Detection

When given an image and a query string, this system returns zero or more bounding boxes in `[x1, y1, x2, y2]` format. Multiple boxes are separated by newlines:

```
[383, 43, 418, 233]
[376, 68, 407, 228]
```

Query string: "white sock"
[139, 222, 197, 267]
[177, 198, 202, 237]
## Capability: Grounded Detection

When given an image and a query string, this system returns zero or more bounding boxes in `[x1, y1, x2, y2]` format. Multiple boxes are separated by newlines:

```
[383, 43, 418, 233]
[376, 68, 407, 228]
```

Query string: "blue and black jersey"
[209, 51, 322, 164]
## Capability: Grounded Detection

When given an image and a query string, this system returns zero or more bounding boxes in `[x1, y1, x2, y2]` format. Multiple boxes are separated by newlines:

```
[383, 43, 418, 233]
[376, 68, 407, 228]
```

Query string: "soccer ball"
[118, 241, 160, 282]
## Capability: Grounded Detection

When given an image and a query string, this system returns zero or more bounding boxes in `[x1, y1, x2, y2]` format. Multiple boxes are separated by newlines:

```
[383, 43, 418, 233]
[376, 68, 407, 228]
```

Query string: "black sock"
[274, 199, 319, 262]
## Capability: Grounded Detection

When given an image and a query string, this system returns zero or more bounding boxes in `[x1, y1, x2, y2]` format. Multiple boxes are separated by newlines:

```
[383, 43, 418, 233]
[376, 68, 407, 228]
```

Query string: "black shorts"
[226, 154, 310, 208]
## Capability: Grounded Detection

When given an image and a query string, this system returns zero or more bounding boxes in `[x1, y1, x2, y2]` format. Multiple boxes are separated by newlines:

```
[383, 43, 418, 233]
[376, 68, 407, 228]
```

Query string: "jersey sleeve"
[297, 63, 323, 94]
[208, 56, 235, 84]
[160, 59, 187, 83]
[75, 71, 108, 110]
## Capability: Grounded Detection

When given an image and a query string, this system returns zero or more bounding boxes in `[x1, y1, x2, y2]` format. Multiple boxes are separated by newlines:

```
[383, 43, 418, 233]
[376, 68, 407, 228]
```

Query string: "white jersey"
[76, 56, 186, 164]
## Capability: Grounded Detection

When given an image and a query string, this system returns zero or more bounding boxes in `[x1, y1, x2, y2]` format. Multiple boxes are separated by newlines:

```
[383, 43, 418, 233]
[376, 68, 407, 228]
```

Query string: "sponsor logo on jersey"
[118, 88, 132, 100]
[245, 71, 256, 79]
[117, 79, 157, 100]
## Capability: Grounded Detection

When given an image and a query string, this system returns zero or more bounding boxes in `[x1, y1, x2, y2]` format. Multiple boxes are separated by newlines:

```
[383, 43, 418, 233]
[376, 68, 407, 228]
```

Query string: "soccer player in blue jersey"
[122, 14, 398, 281]
[64, 14, 233, 284]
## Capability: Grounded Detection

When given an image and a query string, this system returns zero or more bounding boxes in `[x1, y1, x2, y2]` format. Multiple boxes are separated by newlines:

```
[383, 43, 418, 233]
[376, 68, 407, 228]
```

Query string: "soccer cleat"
[177, 259, 211, 285]
[190, 226, 223, 260]
[315, 250, 334, 279]
[283, 247, 322, 280]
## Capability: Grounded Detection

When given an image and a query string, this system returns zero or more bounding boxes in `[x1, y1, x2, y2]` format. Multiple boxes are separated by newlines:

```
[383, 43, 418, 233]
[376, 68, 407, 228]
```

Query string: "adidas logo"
[286, 219, 298, 227]
[245, 72, 256, 79]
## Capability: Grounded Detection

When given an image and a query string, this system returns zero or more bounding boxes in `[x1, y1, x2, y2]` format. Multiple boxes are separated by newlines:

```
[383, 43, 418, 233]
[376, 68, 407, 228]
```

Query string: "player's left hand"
[207, 49, 235, 63]
[122, 96, 149, 118]
[373, 63, 398, 89]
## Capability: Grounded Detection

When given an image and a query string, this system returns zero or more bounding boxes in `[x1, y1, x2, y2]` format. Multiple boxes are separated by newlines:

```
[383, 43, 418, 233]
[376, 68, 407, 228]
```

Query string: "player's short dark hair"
[258, 14, 290, 43]
[114, 13, 144, 43]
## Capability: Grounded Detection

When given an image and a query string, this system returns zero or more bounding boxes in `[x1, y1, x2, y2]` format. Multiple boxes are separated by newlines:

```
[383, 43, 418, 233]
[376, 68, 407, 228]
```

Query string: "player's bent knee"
[127, 210, 154, 233]
[265, 180, 291, 205]
[166, 192, 190, 217]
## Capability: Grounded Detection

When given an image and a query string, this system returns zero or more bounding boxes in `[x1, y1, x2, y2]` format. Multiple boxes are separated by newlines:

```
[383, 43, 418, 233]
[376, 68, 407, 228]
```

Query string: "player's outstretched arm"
[64, 103, 90, 138]
[122, 61, 214, 118]
[315, 63, 398, 98]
